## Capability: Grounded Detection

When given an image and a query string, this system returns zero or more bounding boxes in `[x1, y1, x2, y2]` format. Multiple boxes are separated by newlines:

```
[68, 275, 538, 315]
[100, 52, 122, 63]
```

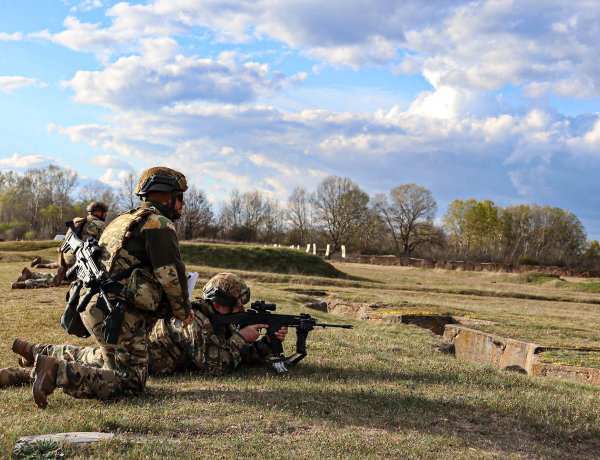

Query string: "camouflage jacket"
[61, 215, 107, 267]
[149, 299, 272, 375]
[98, 202, 191, 321]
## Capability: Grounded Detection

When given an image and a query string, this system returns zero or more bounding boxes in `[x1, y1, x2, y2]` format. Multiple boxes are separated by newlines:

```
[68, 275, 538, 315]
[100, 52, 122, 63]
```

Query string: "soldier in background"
[11, 202, 109, 289]
[5, 167, 193, 408]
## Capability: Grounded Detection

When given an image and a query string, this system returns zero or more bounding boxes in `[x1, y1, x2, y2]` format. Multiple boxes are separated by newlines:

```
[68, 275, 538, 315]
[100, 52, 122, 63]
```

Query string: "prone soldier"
[148, 272, 288, 375]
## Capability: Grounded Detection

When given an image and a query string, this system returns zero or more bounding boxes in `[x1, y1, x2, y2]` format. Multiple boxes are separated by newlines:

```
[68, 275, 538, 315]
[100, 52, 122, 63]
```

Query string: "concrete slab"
[14, 432, 114, 459]
[444, 324, 540, 374]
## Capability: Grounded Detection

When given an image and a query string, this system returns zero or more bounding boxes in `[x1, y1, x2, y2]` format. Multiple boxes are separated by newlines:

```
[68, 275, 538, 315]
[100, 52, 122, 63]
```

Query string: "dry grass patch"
[1, 259, 600, 458]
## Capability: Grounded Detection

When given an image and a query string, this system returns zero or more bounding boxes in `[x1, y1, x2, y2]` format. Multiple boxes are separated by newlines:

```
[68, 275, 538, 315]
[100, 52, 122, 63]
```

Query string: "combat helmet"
[135, 167, 188, 196]
[203, 273, 250, 308]
[86, 201, 109, 214]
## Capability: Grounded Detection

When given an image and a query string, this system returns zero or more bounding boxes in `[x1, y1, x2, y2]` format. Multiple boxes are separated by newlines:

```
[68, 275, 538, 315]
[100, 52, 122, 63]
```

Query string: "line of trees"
[0, 165, 596, 268]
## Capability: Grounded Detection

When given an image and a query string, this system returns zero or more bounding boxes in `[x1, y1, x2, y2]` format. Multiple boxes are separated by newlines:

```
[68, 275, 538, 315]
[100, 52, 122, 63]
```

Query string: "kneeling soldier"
[3, 167, 193, 408]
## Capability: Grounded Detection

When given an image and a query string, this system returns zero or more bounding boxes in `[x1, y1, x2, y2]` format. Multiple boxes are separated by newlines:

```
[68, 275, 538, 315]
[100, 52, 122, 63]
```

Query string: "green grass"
[0, 240, 61, 252]
[538, 349, 600, 369]
[513, 272, 562, 284]
[0, 240, 345, 278]
[555, 280, 600, 293]
[1, 257, 600, 458]
[180, 242, 345, 278]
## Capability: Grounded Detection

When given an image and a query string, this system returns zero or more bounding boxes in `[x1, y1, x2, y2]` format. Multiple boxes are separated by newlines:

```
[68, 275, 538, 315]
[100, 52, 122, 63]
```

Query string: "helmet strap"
[146, 200, 175, 220]
[170, 190, 178, 211]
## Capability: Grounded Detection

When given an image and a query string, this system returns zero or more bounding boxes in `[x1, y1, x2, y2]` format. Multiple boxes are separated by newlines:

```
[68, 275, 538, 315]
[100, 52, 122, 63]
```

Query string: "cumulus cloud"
[0, 76, 44, 93]
[35, 0, 600, 237]
[98, 168, 134, 187]
[63, 38, 303, 110]
[0, 153, 55, 169]
[50, 96, 600, 205]
[40, 0, 600, 98]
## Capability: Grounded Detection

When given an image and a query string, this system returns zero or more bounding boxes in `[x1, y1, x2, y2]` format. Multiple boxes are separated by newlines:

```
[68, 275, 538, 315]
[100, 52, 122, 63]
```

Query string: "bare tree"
[219, 189, 244, 230]
[375, 183, 437, 255]
[79, 182, 117, 217]
[116, 170, 139, 212]
[219, 189, 284, 242]
[286, 186, 313, 244]
[311, 176, 369, 251]
[262, 199, 286, 243]
[176, 187, 214, 240]
[51, 166, 79, 223]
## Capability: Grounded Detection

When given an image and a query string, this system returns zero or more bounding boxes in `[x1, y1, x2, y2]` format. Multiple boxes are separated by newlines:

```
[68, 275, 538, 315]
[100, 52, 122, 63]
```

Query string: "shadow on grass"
[137, 366, 600, 459]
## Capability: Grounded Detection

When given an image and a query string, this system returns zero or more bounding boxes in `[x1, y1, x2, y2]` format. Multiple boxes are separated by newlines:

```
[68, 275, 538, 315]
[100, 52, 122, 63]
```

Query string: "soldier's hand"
[182, 311, 195, 327]
[239, 324, 267, 343]
[274, 326, 288, 342]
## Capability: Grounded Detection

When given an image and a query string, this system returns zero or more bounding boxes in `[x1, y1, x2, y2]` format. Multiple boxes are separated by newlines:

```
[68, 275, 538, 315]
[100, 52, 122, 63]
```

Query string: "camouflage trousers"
[28, 298, 158, 400]
[15, 272, 54, 289]
[35, 262, 60, 269]
[147, 321, 190, 375]
[1, 344, 104, 388]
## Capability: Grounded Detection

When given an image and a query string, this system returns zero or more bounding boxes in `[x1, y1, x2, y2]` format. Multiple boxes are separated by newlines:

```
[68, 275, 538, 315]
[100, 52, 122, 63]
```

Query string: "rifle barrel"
[315, 323, 353, 329]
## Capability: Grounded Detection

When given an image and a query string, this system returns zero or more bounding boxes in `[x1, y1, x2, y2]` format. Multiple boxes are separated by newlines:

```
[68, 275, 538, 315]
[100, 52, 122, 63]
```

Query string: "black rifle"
[210, 300, 353, 373]
[60, 221, 124, 345]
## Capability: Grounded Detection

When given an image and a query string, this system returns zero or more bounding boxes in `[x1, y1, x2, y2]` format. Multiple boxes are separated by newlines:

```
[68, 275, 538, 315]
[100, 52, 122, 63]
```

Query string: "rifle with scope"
[210, 300, 353, 372]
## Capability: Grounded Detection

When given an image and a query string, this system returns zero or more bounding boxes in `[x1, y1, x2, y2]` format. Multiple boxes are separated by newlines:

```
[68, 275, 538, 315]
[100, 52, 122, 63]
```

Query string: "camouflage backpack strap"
[98, 207, 158, 275]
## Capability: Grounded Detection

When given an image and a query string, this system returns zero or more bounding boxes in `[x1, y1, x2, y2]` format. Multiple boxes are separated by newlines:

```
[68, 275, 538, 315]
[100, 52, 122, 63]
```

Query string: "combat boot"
[31, 256, 42, 267]
[12, 338, 38, 366]
[0, 368, 31, 388]
[32, 355, 58, 409]
[16, 267, 33, 282]
[11, 281, 27, 289]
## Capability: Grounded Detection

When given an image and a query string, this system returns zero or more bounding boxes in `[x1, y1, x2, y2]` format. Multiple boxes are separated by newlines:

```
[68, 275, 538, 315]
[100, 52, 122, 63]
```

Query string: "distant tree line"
[0, 165, 597, 268]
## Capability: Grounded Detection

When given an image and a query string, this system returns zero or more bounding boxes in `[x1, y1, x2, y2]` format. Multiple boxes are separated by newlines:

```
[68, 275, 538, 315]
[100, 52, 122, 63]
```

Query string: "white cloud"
[50, 94, 600, 206]
[0, 153, 54, 169]
[508, 165, 550, 196]
[71, 0, 104, 12]
[98, 168, 133, 187]
[63, 38, 304, 110]
[0, 32, 23, 41]
[91, 155, 133, 170]
[28, 0, 599, 116]
[0, 76, 43, 93]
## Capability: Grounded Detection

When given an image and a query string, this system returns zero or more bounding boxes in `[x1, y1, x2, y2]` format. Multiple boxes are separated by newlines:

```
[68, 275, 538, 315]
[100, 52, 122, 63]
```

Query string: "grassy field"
[0, 248, 600, 459]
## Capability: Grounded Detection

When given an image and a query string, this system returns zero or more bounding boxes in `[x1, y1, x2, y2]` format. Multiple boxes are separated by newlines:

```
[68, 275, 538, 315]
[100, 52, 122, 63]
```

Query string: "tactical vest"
[99, 206, 159, 276]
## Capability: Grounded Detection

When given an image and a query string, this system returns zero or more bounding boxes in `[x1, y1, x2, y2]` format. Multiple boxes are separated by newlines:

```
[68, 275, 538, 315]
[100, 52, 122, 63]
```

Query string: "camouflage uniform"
[15, 272, 55, 289]
[148, 299, 271, 375]
[32, 201, 191, 400]
[59, 214, 107, 268]
[18, 215, 107, 288]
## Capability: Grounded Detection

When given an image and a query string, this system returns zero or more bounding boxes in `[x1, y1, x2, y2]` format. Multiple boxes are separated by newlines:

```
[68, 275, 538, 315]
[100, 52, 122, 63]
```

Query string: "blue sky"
[1, 0, 600, 239]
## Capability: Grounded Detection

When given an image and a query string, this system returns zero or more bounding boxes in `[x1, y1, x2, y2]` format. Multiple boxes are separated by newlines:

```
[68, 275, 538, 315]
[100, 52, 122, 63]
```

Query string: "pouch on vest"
[121, 268, 163, 311]
[60, 281, 91, 338]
